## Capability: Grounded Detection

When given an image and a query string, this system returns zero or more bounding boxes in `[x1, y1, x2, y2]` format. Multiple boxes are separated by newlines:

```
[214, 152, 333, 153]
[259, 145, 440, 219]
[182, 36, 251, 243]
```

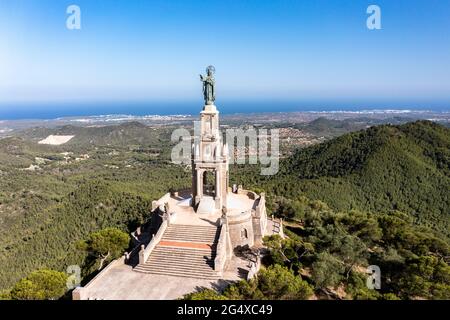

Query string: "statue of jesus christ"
[200, 65, 215, 105]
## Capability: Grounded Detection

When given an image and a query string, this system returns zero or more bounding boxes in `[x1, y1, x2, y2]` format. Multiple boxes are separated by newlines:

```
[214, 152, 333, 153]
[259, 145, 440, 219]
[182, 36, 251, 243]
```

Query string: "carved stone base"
[202, 104, 217, 113]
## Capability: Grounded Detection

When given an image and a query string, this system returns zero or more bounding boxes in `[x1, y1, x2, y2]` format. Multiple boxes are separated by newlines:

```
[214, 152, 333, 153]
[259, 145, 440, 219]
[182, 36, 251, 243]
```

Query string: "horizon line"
[1, 108, 449, 122]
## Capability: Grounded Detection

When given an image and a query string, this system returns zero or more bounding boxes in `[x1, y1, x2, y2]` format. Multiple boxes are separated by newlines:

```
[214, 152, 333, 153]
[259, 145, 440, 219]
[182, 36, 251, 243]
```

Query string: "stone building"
[192, 103, 229, 212]
[190, 102, 269, 248]
[134, 100, 272, 277]
[72, 70, 283, 300]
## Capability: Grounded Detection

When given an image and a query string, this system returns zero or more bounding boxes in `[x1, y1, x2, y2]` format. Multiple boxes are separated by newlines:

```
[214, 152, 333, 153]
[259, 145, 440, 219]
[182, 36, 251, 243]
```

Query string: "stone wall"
[213, 217, 232, 275]
[72, 256, 125, 300]
[227, 209, 255, 248]
[252, 193, 268, 245]
[139, 218, 168, 264]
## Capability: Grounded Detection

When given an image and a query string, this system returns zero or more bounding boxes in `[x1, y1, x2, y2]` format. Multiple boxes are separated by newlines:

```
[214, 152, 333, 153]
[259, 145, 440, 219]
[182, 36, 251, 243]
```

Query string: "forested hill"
[17, 122, 173, 149]
[248, 121, 450, 238]
[285, 120, 449, 178]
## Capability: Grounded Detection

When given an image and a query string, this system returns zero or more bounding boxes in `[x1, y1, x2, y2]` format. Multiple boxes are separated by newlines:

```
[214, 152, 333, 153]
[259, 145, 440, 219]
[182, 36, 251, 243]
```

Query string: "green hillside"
[1, 119, 449, 298]
[234, 121, 450, 238]
[298, 117, 369, 138]
[220, 120, 450, 300]
[0, 123, 192, 290]
[18, 122, 174, 150]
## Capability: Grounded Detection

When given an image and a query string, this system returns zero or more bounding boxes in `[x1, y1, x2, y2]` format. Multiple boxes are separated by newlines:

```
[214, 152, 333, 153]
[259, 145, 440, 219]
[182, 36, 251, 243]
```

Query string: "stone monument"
[192, 66, 229, 212]
[200, 65, 216, 105]
[71, 67, 282, 300]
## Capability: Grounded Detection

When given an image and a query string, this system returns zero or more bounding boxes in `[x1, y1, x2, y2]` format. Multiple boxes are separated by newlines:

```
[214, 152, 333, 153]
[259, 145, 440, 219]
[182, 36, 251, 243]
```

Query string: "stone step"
[147, 254, 213, 261]
[146, 251, 214, 260]
[148, 246, 215, 260]
[164, 229, 217, 234]
[149, 251, 216, 259]
[135, 263, 215, 271]
[141, 262, 215, 272]
[151, 247, 215, 254]
[144, 257, 214, 266]
[148, 256, 215, 264]
[162, 235, 216, 243]
[165, 225, 217, 230]
[163, 234, 216, 240]
[145, 262, 214, 270]
[143, 259, 214, 267]
[139, 257, 216, 268]
[163, 231, 217, 236]
[136, 269, 217, 279]
[162, 235, 217, 241]
[134, 267, 220, 279]
[162, 225, 218, 243]
[133, 223, 221, 279]
[147, 258, 213, 265]
[152, 246, 215, 253]
[163, 231, 216, 240]
[166, 225, 217, 229]
[140, 258, 215, 266]
[169, 223, 217, 231]
[165, 227, 216, 231]
[161, 235, 216, 244]
[143, 255, 213, 262]
[145, 252, 213, 260]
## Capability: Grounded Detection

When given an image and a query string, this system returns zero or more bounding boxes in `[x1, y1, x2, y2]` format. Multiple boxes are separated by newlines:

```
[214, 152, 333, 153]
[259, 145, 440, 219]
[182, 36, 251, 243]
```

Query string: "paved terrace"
[79, 256, 250, 300]
[165, 191, 256, 226]
[75, 191, 258, 300]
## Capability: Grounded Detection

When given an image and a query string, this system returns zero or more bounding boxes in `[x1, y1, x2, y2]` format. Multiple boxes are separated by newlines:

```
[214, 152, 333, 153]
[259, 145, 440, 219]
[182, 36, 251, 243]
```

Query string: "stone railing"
[270, 215, 285, 238]
[139, 192, 178, 264]
[139, 218, 168, 264]
[151, 192, 171, 211]
[236, 188, 257, 200]
[256, 193, 267, 232]
[254, 193, 265, 216]
[214, 217, 232, 274]
[125, 240, 143, 263]
[278, 217, 285, 238]
[246, 255, 261, 280]
[72, 256, 125, 300]
[249, 193, 267, 245]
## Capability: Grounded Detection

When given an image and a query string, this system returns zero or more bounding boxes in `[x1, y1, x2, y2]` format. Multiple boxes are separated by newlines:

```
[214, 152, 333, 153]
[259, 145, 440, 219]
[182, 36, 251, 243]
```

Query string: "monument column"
[192, 65, 229, 212]
[195, 170, 202, 205]
[215, 170, 221, 207]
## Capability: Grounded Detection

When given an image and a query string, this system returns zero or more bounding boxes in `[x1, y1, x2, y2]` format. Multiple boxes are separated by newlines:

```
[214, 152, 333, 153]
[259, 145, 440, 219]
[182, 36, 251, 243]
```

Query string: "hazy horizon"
[0, 100, 449, 121]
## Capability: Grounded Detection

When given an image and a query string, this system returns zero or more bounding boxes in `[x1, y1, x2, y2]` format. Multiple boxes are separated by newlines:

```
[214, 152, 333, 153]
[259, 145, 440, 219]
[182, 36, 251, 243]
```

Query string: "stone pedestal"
[192, 104, 229, 213]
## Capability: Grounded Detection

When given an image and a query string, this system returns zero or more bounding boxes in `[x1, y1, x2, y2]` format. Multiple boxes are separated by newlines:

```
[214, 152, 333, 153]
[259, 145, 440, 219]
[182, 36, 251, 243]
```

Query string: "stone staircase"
[134, 224, 221, 279]
[162, 223, 218, 243]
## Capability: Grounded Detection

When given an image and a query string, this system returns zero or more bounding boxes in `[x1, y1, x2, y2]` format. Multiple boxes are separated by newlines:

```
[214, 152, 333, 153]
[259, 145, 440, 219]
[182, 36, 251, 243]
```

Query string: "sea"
[0, 100, 449, 120]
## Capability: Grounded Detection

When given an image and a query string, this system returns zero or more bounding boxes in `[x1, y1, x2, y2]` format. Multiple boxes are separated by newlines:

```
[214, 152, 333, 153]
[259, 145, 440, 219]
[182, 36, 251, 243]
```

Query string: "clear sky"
[0, 0, 449, 110]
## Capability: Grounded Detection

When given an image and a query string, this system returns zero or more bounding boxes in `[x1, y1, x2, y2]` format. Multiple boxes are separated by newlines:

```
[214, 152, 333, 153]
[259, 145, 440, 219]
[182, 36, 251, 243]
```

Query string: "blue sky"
[0, 0, 449, 111]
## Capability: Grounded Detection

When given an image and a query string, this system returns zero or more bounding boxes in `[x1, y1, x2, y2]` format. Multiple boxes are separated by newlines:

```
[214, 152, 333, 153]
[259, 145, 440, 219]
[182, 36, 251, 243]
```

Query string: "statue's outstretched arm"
[199, 74, 204, 81]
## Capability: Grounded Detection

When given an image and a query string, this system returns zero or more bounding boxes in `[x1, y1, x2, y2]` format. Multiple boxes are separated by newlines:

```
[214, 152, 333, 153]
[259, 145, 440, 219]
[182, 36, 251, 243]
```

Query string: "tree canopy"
[9, 269, 68, 300]
[77, 227, 130, 270]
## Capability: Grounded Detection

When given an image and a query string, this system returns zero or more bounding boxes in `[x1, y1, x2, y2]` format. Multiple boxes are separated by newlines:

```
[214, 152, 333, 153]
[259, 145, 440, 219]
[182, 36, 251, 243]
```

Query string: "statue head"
[206, 65, 215, 76]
